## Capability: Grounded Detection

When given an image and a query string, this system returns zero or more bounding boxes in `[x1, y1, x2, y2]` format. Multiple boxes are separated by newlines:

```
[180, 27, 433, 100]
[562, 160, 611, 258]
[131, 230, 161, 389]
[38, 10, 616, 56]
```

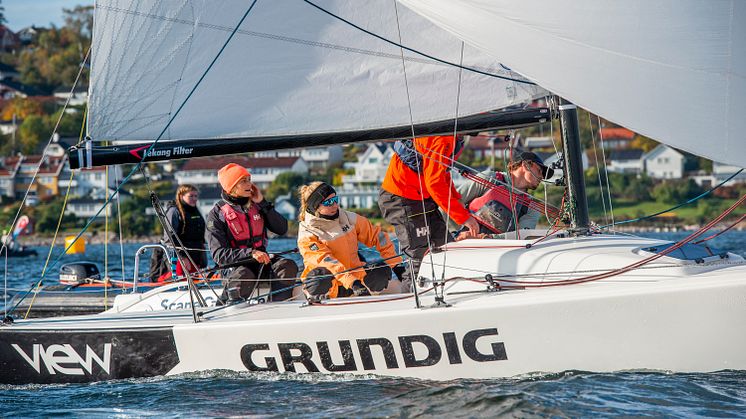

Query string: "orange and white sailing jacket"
[298, 210, 402, 298]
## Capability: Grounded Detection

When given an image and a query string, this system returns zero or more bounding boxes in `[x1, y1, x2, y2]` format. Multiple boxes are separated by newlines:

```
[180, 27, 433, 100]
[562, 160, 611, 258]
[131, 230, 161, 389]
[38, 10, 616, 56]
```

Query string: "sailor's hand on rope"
[462, 216, 480, 236]
[455, 230, 487, 241]
[251, 250, 271, 264]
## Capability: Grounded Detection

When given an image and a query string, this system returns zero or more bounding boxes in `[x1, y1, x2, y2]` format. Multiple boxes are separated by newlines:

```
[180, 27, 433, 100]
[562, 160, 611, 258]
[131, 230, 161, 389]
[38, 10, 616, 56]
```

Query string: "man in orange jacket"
[378, 135, 479, 291]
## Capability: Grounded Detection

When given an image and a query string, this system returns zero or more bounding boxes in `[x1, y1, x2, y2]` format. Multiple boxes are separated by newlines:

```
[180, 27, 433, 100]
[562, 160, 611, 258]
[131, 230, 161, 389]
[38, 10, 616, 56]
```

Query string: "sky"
[3, 0, 93, 31]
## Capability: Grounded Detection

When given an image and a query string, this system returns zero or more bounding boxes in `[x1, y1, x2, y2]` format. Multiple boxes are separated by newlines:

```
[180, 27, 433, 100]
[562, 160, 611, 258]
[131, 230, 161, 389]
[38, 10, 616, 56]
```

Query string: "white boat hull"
[2, 234, 745, 383]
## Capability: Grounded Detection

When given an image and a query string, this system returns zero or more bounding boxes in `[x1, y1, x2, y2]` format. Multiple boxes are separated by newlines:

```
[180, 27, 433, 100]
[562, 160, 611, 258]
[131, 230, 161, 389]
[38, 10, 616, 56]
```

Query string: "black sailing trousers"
[377, 190, 447, 292]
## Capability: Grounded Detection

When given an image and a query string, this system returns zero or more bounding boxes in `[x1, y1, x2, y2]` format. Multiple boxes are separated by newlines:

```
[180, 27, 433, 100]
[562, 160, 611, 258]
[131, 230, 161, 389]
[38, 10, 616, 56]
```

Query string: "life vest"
[468, 172, 529, 234]
[219, 202, 267, 249]
[393, 137, 465, 173]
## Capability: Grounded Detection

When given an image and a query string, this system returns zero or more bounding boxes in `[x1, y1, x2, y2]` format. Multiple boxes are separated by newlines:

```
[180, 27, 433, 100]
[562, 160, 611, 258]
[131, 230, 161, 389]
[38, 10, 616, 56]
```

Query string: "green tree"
[0, 0, 6, 25]
[18, 115, 50, 154]
[265, 172, 310, 202]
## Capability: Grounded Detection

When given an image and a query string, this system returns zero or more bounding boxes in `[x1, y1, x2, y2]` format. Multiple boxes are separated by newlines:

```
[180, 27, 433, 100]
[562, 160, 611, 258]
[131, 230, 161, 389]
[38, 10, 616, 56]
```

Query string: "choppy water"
[2, 231, 745, 417]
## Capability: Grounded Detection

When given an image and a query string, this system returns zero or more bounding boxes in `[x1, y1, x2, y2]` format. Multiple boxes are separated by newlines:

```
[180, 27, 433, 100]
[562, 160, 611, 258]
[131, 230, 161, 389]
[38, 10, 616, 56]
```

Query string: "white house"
[65, 198, 114, 219]
[191, 186, 223, 217]
[176, 155, 308, 189]
[58, 161, 122, 199]
[607, 149, 644, 174]
[341, 143, 393, 189]
[713, 162, 746, 183]
[465, 134, 506, 159]
[643, 145, 685, 179]
[253, 145, 343, 173]
[0, 155, 21, 199]
[522, 136, 556, 151]
[338, 143, 393, 209]
[53, 85, 88, 107]
[274, 193, 298, 221]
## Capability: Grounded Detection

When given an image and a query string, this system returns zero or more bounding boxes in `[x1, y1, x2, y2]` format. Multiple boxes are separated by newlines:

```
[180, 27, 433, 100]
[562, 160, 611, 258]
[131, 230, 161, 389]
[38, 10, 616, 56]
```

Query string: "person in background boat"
[455, 151, 553, 239]
[298, 181, 403, 300]
[148, 184, 207, 281]
[206, 163, 297, 303]
[378, 135, 479, 292]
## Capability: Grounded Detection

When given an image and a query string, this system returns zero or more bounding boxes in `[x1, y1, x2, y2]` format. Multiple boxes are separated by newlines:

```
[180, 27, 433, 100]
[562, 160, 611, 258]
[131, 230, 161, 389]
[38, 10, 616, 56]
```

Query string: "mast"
[558, 97, 590, 234]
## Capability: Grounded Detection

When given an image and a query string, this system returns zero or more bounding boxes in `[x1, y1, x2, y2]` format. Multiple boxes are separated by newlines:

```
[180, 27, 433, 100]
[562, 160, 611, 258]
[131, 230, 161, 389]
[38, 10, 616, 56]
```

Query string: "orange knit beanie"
[217, 163, 250, 192]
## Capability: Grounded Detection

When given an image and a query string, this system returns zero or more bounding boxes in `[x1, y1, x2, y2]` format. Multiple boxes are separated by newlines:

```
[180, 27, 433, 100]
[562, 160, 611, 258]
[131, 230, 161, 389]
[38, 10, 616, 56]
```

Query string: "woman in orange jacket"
[297, 181, 402, 300]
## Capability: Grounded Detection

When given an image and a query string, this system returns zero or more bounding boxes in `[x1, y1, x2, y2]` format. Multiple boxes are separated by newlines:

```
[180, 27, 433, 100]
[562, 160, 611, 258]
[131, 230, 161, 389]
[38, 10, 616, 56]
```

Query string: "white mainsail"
[400, 0, 746, 168]
[88, 0, 545, 143]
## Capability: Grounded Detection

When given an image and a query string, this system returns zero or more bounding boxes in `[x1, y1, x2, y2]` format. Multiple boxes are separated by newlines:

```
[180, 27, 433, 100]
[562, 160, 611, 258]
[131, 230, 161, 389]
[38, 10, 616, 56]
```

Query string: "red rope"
[693, 213, 746, 244]
[468, 193, 746, 288]
[461, 171, 561, 219]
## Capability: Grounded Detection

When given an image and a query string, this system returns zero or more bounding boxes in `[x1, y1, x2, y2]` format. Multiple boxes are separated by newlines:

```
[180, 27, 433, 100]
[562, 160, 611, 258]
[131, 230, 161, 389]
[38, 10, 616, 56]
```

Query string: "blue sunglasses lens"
[321, 196, 339, 206]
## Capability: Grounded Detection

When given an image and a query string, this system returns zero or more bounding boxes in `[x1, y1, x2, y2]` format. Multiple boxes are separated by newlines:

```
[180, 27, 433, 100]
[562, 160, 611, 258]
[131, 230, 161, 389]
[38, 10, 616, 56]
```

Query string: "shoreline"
[16, 222, 745, 246]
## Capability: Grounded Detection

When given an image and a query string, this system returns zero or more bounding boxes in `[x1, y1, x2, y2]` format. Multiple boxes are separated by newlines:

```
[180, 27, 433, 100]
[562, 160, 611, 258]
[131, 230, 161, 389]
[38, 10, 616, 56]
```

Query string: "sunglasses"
[321, 196, 339, 206]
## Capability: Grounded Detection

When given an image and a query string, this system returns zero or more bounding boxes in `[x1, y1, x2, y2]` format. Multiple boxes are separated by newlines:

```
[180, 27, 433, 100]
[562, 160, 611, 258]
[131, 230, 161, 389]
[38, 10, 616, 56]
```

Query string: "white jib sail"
[88, 0, 546, 143]
[400, 0, 746, 168]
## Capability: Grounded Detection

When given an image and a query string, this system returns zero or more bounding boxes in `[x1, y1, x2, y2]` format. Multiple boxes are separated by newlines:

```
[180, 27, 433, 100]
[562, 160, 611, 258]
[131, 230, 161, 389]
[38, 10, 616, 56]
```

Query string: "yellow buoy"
[65, 235, 86, 254]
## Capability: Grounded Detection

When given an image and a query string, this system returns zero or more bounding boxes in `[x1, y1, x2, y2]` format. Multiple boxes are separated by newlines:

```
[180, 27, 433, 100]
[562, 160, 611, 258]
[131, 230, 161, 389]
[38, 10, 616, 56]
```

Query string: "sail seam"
[96, 4, 523, 78]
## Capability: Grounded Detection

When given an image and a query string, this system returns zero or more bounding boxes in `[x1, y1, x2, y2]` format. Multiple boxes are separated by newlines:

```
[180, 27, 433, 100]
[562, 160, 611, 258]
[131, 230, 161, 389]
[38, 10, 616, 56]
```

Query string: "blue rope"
[599, 169, 744, 229]
[7, 0, 260, 317]
[302, 0, 536, 85]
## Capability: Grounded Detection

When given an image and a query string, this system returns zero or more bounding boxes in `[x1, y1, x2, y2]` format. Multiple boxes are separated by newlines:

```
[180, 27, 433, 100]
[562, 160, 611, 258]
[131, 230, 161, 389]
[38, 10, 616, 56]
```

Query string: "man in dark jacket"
[205, 163, 297, 303]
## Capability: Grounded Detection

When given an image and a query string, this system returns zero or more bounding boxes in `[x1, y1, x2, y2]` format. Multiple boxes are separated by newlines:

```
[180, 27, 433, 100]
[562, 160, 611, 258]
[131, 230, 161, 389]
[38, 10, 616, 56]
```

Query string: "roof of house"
[609, 148, 644, 161]
[642, 144, 685, 161]
[53, 85, 89, 94]
[181, 156, 301, 171]
[600, 127, 635, 140]
[373, 143, 390, 154]
[467, 135, 509, 150]
[0, 79, 45, 96]
[0, 62, 18, 74]
[195, 185, 223, 200]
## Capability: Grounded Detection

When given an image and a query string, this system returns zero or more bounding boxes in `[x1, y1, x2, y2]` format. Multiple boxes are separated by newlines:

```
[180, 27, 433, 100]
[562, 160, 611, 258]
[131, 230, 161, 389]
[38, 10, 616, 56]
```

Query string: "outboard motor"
[59, 262, 101, 285]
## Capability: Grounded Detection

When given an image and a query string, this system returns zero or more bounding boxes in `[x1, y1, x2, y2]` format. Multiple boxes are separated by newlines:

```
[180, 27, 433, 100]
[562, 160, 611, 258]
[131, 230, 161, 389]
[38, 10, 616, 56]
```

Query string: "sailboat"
[1, 0, 744, 384]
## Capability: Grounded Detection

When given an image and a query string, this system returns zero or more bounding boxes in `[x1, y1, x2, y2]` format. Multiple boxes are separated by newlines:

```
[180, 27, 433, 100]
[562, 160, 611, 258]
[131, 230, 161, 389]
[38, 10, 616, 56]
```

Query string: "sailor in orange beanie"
[205, 162, 298, 303]
[217, 163, 251, 193]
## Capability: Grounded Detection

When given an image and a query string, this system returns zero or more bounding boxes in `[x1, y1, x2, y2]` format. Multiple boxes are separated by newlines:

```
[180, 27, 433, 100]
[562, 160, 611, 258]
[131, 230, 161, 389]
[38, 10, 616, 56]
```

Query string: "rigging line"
[694, 213, 746, 244]
[597, 116, 615, 229]
[544, 96, 559, 226]
[599, 168, 745, 229]
[505, 138, 520, 239]
[507, 193, 746, 287]
[105, 163, 109, 310]
[144, 174, 213, 308]
[5, 2, 259, 318]
[412, 141, 561, 213]
[22, 106, 86, 319]
[2, 245, 6, 320]
[441, 41, 466, 282]
[201, 253, 406, 316]
[0, 46, 91, 256]
[23, 168, 76, 319]
[588, 112, 609, 226]
[302, 0, 536, 85]
[393, 0, 437, 284]
[115, 169, 126, 281]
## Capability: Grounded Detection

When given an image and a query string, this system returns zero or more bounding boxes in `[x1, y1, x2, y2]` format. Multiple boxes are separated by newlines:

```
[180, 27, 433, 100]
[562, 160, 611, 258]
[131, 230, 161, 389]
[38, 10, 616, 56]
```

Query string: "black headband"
[306, 183, 336, 214]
